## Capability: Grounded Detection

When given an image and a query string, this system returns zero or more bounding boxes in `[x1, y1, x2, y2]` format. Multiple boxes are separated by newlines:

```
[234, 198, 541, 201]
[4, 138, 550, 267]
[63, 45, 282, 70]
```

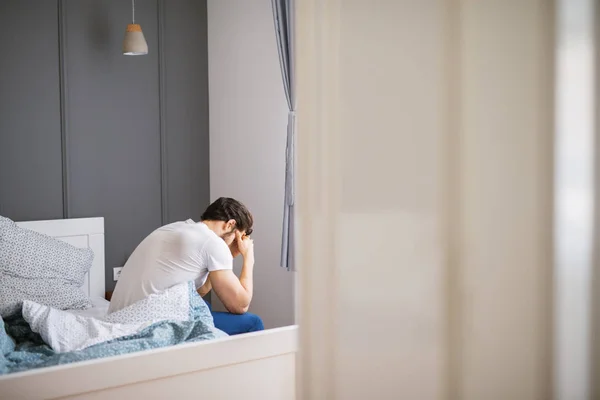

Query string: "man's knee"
[245, 312, 264, 331]
[210, 310, 264, 335]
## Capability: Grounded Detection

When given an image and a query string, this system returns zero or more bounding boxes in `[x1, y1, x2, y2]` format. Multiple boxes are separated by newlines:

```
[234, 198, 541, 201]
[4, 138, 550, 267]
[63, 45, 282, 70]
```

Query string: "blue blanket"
[0, 283, 225, 375]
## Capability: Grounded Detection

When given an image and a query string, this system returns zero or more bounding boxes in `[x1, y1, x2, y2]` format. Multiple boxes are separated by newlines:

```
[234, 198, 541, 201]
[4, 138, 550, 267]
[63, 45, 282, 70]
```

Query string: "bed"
[0, 217, 298, 399]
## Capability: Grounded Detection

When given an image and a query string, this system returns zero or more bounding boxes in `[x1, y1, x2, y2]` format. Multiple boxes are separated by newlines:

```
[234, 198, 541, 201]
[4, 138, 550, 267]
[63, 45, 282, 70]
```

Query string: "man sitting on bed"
[108, 197, 264, 335]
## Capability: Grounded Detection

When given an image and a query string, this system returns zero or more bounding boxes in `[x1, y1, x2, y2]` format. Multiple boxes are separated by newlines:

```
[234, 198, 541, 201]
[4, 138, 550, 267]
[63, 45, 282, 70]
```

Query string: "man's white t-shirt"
[108, 220, 232, 314]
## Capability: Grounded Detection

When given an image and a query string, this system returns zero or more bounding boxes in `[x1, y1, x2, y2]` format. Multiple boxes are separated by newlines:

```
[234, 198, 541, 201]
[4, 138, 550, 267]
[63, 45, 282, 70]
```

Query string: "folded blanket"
[0, 282, 227, 374]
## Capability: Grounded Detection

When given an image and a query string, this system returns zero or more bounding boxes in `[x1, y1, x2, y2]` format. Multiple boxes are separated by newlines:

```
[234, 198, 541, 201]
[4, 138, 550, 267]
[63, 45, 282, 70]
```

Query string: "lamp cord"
[132, 0, 135, 24]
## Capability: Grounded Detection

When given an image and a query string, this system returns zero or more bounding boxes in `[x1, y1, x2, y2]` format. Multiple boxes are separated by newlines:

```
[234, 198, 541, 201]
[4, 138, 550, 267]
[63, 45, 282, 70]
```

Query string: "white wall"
[207, 0, 294, 329]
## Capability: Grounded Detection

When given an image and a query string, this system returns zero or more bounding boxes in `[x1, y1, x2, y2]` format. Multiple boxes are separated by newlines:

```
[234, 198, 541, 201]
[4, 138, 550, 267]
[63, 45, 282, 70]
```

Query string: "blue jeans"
[205, 301, 264, 336]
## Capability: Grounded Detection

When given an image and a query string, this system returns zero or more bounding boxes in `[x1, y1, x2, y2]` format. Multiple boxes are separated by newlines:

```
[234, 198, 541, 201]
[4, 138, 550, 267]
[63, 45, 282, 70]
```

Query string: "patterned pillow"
[0, 216, 94, 317]
[0, 215, 12, 237]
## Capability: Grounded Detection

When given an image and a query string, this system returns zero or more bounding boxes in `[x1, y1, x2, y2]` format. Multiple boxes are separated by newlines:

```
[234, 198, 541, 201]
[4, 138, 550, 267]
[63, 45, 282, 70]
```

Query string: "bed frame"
[0, 217, 298, 400]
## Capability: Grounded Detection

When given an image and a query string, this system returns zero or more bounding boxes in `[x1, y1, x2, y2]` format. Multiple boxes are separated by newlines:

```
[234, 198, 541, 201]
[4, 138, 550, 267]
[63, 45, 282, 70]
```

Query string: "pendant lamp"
[123, 0, 148, 56]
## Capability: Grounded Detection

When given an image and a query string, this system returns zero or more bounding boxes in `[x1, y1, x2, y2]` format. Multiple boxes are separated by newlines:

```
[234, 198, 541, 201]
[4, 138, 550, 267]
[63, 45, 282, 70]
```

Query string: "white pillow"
[0, 216, 93, 317]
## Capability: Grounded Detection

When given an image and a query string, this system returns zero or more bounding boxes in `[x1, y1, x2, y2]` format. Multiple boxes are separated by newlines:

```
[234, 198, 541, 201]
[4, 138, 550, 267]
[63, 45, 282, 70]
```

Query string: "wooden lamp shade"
[123, 23, 148, 55]
[123, 0, 147, 56]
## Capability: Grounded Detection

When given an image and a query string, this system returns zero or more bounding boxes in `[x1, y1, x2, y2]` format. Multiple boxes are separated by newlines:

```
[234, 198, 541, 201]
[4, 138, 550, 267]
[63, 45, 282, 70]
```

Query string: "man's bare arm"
[209, 232, 254, 314]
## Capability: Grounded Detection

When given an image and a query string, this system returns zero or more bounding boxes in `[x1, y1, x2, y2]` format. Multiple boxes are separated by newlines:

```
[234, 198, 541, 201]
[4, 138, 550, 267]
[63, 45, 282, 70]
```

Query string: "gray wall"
[0, 0, 210, 291]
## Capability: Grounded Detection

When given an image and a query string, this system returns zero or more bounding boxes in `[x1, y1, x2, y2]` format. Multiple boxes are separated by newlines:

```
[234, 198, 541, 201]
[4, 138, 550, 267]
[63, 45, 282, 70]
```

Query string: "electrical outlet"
[113, 267, 123, 281]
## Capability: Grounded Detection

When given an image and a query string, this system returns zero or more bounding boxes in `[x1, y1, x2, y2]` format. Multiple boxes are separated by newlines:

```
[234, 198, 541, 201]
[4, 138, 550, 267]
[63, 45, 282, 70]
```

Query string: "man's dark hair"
[201, 197, 254, 236]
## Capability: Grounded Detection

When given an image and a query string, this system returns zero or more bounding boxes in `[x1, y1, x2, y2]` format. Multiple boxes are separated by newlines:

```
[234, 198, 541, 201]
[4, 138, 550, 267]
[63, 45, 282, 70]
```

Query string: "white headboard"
[15, 217, 106, 298]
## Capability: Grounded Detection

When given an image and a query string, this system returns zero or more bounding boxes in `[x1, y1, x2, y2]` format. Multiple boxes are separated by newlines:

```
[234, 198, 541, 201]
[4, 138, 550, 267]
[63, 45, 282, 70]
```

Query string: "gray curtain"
[271, 0, 296, 271]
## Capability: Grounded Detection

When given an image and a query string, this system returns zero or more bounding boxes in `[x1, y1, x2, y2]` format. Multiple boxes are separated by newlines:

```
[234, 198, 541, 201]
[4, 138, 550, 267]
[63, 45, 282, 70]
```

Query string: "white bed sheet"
[67, 296, 110, 319]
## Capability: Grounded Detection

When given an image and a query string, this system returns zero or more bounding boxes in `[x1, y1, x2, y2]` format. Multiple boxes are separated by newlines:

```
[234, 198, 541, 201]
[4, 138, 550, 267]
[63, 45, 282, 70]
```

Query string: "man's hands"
[229, 231, 254, 260]
[235, 231, 254, 260]
[229, 240, 240, 258]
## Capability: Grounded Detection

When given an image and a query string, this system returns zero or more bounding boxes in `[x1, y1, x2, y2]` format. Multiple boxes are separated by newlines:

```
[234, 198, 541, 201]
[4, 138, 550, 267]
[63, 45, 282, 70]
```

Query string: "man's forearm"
[239, 256, 254, 304]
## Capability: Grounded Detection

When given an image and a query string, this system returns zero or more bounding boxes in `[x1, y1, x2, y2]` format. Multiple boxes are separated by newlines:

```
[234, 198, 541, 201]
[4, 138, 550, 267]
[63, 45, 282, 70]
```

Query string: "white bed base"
[0, 217, 298, 400]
